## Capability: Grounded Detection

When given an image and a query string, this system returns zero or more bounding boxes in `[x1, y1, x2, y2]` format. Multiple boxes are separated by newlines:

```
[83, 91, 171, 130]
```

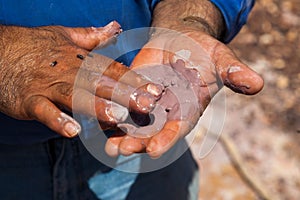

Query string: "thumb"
[214, 45, 264, 95]
[63, 21, 122, 50]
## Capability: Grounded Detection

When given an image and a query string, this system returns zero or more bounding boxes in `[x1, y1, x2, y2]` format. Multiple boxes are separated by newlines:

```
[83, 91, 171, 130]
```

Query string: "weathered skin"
[105, 0, 264, 158]
[118, 61, 201, 138]
[0, 21, 162, 138]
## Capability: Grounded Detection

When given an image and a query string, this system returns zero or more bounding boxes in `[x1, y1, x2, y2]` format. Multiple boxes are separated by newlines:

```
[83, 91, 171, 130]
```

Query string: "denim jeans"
[0, 137, 198, 200]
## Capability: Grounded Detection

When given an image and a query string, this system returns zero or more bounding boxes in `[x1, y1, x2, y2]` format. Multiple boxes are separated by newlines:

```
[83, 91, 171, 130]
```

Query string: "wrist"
[152, 0, 225, 40]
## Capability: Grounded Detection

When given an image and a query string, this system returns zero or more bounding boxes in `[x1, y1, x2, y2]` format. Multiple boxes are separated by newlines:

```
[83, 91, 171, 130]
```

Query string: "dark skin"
[0, 0, 263, 158]
[0, 21, 162, 138]
[105, 0, 264, 158]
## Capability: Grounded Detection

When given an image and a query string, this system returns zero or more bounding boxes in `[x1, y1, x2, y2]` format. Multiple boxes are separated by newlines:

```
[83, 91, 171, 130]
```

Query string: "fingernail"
[104, 21, 122, 35]
[107, 21, 114, 27]
[146, 144, 153, 153]
[146, 144, 161, 159]
[135, 93, 156, 112]
[64, 122, 81, 137]
[105, 141, 119, 157]
[147, 83, 163, 97]
[108, 104, 129, 122]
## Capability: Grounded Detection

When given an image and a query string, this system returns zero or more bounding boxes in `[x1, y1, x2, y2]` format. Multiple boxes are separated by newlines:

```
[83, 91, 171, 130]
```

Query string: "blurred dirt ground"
[191, 0, 300, 199]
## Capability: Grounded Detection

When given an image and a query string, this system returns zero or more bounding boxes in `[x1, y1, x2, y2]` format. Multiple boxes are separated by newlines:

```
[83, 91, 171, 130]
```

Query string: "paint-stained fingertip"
[146, 83, 164, 97]
[225, 71, 264, 95]
[130, 91, 156, 113]
[108, 103, 129, 123]
[224, 65, 264, 95]
[105, 140, 120, 157]
[64, 121, 81, 137]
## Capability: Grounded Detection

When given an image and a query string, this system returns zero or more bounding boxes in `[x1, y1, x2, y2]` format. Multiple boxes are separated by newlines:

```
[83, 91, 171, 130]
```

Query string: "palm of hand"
[105, 30, 263, 158]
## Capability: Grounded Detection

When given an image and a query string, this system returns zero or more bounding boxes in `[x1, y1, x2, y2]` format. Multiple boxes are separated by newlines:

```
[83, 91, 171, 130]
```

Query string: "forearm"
[152, 0, 225, 39]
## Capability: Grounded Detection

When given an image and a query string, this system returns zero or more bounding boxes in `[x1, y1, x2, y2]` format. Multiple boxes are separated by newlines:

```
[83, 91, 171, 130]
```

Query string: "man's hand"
[105, 0, 263, 158]
[0, 21, 162, 138]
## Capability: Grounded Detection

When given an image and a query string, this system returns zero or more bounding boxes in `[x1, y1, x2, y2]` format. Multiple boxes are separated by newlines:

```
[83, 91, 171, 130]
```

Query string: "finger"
[214, 44, 264, 95]
[118, 136, 150, 156]
[146, 120, 191, 158]
[54, 88, 129, 125]
[82, 53, 163, 98]
[75, 69, 158, 113]
[99, 77, 159, 113]
[102, 60, 164, 98]
[63, 21, 122, 50]
[105, 131, 126, 157]
[25, 95, 81, 138]
[76, 89, 129, 125]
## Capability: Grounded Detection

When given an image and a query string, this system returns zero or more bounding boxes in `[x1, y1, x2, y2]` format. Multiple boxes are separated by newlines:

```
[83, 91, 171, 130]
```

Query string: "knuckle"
[54, 82, 74, 97]
[23, 96, 45, 118]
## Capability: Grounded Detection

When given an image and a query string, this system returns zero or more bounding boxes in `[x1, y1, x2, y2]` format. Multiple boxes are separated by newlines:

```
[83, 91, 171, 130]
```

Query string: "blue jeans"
[0, 137, 198, 200]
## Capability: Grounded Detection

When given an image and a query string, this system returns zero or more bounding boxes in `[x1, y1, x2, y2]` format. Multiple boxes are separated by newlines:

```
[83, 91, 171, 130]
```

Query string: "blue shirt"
[210, 0, 255, 43]
[0, 0, 254, 144]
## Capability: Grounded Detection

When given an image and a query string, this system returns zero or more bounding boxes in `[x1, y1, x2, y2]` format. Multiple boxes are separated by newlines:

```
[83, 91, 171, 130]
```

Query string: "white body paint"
[173, 49, 206, 73]
[228, 66, 242, 73]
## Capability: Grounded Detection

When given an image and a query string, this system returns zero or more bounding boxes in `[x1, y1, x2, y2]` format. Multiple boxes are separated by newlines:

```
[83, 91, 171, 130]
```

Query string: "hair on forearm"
[152, 0, 225, 40]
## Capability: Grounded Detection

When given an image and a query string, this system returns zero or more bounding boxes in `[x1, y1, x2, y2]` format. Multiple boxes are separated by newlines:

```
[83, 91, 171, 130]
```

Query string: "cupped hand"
[0, 22, 162, 138]
[105, 28, 263, 158]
